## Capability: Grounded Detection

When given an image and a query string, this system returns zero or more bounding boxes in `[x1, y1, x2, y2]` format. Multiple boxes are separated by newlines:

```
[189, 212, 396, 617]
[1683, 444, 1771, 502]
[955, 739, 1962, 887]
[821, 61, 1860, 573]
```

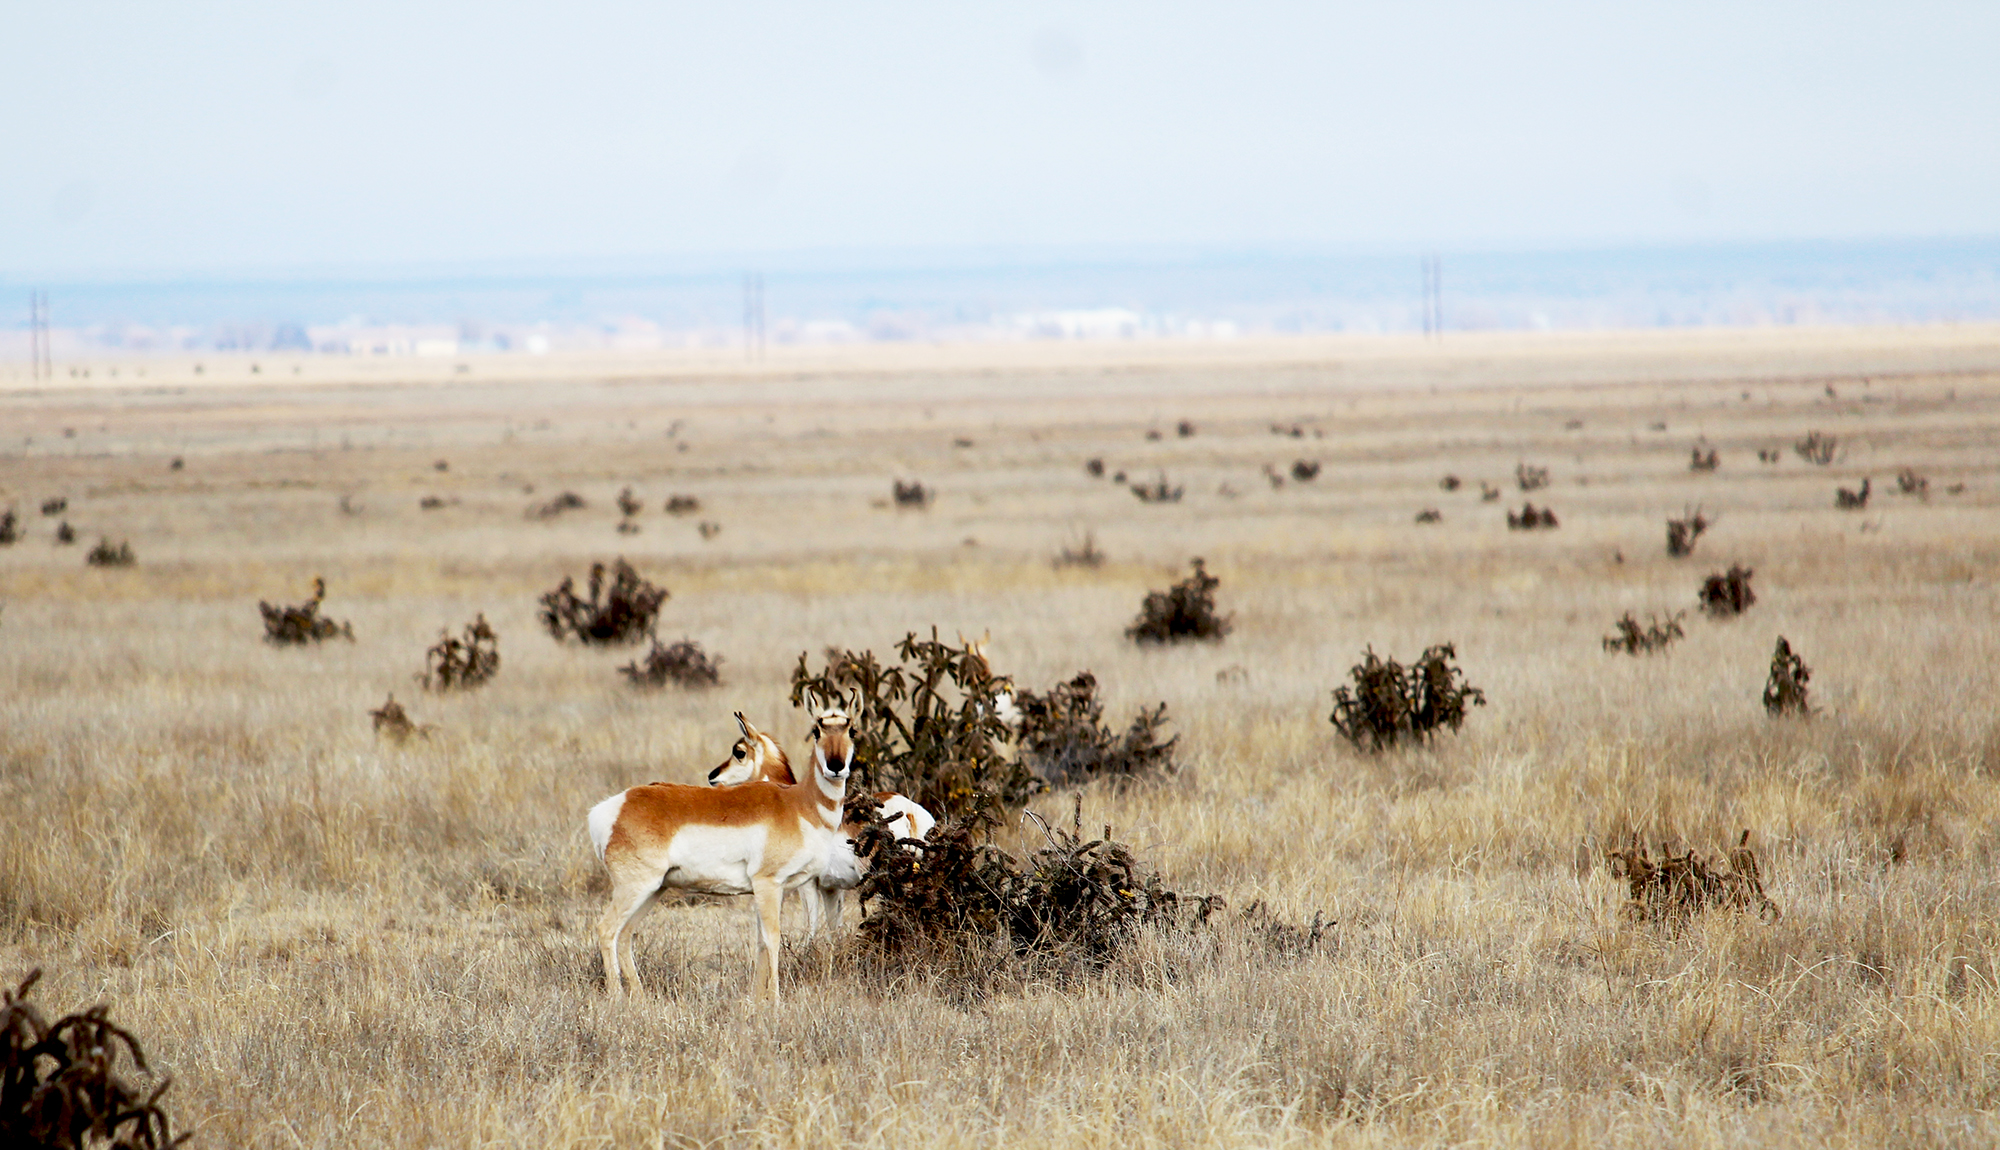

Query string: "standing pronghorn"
[588, 692, 863, 1002]
[708, 711, 935, 935]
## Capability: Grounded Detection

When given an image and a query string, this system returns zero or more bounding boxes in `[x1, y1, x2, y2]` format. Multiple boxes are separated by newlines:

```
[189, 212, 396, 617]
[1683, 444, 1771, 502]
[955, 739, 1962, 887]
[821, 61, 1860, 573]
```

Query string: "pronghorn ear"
[735, 711, 752, 737]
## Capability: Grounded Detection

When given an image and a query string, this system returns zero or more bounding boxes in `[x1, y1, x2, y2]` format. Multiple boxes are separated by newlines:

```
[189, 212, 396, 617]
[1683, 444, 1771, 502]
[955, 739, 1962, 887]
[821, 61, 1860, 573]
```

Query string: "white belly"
[658, 819, 855, 895]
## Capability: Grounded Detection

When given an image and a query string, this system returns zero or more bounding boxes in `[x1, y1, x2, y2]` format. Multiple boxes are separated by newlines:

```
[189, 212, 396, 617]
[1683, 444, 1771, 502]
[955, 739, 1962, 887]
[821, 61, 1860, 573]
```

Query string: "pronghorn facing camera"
[588, 698, 860, 1002]
[964, 629, 1022, 728]
[707, 708, 936, 936]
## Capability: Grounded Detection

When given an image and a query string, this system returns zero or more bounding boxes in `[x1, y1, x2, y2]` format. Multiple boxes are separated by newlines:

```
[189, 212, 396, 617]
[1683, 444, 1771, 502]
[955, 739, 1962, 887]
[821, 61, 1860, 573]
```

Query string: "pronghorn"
[964, 630, 1022, 729]
[587, 692, 863, 1002]
[707, 710, 935, 935]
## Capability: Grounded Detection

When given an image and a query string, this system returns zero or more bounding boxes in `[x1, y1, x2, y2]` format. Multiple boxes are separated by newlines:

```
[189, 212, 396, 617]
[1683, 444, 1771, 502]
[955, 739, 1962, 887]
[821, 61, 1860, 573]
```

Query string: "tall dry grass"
[3, 329, 1999, 1146]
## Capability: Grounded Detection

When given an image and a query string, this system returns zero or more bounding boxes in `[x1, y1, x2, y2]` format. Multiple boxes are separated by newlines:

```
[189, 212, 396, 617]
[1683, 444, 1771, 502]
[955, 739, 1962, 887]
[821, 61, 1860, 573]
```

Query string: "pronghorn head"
[802, 687, 859, 781]
[708, 712, 791, 786]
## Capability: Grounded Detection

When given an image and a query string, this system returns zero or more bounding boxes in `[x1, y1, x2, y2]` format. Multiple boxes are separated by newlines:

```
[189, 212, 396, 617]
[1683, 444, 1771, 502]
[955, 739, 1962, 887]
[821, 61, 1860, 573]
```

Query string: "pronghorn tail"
[587, 792, 627, 863]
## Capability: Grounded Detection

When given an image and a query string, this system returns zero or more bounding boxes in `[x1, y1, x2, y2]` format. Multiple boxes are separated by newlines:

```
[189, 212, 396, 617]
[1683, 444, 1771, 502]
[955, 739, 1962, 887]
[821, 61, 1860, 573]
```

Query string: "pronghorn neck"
[804, 704, 858, 829]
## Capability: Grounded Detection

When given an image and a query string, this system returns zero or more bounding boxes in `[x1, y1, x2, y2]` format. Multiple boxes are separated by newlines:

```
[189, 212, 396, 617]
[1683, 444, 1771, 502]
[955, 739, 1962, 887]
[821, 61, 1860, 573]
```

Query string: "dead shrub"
[84, 538, 135, 568]
[892, 479, 931, 508]
[368, 693, 433, 744]
[1439, 475, 1461, 491]
[1290, 460, 1321, 482]
[1129, 474, 1184, 503]
[1897, 468, 1929, 498]
[418, 495, 448, 510]
[421, 614, 500, 690]
[53, 522, 75, 545]
[1506, 503, 1559, 530]
[1795, 430, 1837, 465]
[1328, 643, 1486, 752]
[697, 520, 722, 539]
[1763, 636, 1811, 717]
[1666, 506, 1709, 557]
[1606, 831, 1780, 925]
[1126, 558, 1230, 644]
[1699, 564, 1756, 617]
[1602, 612, 1685, 655]
[1479, 481, 1501, 502]
[665, 494, 700, 515]
[259, 577, 354, 644]
[847, 798, 1212, 990]
[619, 638, 723, 689]
[1052, 530, 1105, 569]
[1084, 458, 1105, 478]
[1176, 420, 1196, 438]
[615, 486, 642, 518]
[1515, 462, 1550, 491]
[1010, 671, 1178, 788]
[39, 498, 65, 517]
[527, 491, 586, 519]
[0, 969, 187, 1150]
[1836, 478, 1871, 509]
[791, 630, 1041, 823]
[538, 559, 666, 645]
[1757, 448, 1781, 463]
[1414, 508, 1442, 524]
[1689, 445, 1719, 471]
[0, 510, 16, 545]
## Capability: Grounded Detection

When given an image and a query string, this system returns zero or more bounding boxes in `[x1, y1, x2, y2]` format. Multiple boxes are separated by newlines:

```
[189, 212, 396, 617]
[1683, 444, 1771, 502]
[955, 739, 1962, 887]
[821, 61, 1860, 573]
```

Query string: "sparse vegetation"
[1897, 468, 1929, 498]
[1052, 530, 1105, 569]
[1758, 447, 1781, 463]
[1009, 671, 1178, 788]
[527, 490, 586, 519]
[421, 614, 500, 690]
[1795, 430, 1837, 464]
[1689, 445, 1719, 471]
[1084, 458, 1104, 478]
[537, 559, 666, 645]
[53, 522, 75, 545]
[1605, 831, 1780, 925]
[1328, 643, 1486, 752]
[665, 494, 700, 515]
[1126, 558, 1230, 644]
[1439, 474, 1461, 491]
[791, 630, 1040, 822]
[259, 577, 354, 644]
[368, 694, 432, 743]
[0, 510, 17, 546]
[1289, 460, 1320, 482]
[1129, 474, 1184, 503]
[39, 498, 66, 517]
[84, 538, 135, 567]
[892, 479, 931, 508]
[1602, 611, 1685, 655]
[1699, 564, 1757, 617]
[0, 969, 186, 1150]
[1836, 477, 1871, 509]
[1506, 502, 1559, 530]
[1763, 636, 1812, 716]
[1414, 508, 1442, 523]
[1666, 506, 1708, 557]
[1176, 420, 1196, 438]
[1515, 462, 1550, 490]
[697, 520, 722, 539]
[618, 638, 723, 689]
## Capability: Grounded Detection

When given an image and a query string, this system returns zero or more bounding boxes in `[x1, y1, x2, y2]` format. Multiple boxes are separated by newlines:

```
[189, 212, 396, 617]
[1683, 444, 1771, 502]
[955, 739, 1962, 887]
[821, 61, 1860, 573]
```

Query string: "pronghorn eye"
[732, 745, 746, 760]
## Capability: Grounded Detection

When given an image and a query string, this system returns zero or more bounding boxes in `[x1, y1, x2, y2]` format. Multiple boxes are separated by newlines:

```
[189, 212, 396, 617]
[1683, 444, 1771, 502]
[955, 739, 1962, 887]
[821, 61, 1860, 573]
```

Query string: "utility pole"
[28, 291, 51, 379]
[1421, 255, 1443, 338]
[742, 272, 765, 361]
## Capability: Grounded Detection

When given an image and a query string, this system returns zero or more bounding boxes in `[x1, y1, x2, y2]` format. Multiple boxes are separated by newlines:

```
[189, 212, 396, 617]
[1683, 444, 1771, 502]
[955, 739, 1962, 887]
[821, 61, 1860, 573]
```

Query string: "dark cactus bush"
[1126, 558, 1230, 644]
[538, 559, 666, 645]
[619, 638, 723, 688]
[260, 577, 354, 644]
[1328, 643, 1485, 752]
[1009, 671, 1177, 788]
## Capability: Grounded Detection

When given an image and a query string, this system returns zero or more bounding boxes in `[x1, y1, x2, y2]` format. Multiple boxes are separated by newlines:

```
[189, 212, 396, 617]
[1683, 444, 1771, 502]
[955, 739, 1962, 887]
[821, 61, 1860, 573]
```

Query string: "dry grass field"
[5, 326, 2000, 1147]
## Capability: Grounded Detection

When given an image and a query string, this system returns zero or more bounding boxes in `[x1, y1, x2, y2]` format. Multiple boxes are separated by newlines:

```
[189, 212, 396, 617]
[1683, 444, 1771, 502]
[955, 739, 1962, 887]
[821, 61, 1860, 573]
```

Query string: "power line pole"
[28, 291, 51, 379]
[742, 272, 765, 361]
[1421, 255, 1443, 338]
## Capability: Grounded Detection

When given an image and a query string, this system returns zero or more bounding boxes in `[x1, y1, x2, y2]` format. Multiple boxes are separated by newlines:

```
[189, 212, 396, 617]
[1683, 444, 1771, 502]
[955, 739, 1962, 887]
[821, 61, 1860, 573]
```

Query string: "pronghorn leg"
[751, 878, 784, 1002]
[596, 877, 658, 998]
[817, 885, 842, 935]
[802, 880, 825, 938]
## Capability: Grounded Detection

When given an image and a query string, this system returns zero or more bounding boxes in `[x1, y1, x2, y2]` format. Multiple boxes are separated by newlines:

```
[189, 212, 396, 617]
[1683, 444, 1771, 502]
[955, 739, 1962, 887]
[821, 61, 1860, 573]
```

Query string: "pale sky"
[7, 1, 1997, 277]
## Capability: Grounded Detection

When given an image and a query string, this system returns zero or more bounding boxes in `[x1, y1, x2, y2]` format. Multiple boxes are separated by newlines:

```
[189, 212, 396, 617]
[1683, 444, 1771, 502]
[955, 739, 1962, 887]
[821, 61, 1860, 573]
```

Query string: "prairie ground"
[4, 326, 2000, 1148]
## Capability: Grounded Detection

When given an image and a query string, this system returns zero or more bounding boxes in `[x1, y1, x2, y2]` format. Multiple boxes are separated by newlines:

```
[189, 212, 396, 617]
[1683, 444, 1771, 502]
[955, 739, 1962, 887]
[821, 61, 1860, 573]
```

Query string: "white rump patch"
[586, 791, 627, 861]
[880, 794, 936, 841]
